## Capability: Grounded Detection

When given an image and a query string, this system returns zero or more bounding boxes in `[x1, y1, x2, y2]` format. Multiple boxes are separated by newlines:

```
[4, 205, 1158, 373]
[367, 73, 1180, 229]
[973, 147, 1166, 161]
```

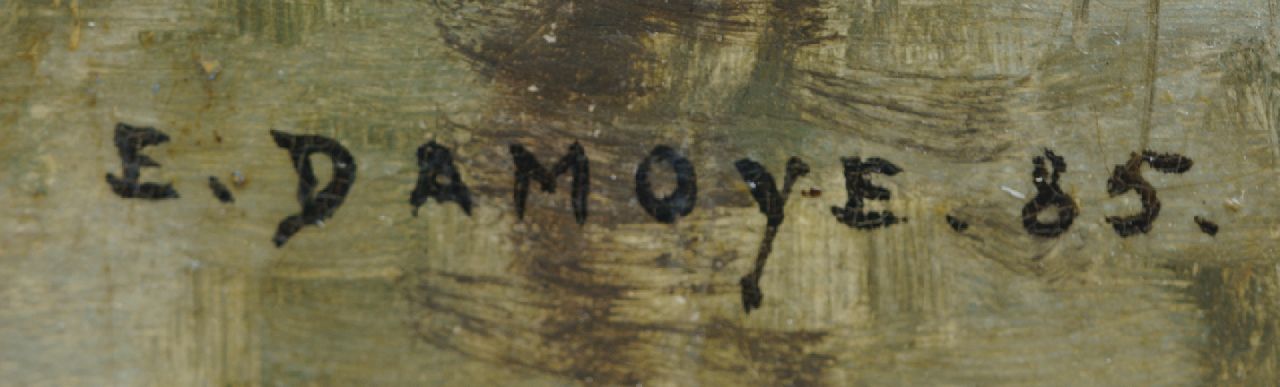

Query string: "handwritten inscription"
[830, 157, 904, 230]
[510, 142, 590, 224]
[105, 123, 180, 200]
[735, 157, 809, 314]
[105, 124, 1218, 312]
[635, 145, 697, 224]
[1104, 151, 1194, 236]
[269, 130, 357, 247]
[1021, 149, 1078, 238]
[945, 215, 969, 232]
[207, 176, 235, 204]
[410, 141, 473, 217]
[1194, 215, 1219, 236]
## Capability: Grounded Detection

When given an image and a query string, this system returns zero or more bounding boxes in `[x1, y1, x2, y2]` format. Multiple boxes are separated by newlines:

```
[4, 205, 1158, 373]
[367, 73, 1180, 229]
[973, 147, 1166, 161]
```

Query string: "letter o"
[635, 145, 697, 223]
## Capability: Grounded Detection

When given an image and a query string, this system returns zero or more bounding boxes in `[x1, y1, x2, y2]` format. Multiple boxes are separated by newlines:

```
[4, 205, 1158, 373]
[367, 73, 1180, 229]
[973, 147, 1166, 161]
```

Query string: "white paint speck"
[1226, 197, 1243, 211]
[1000, 186, 1026, 199]
[527, 85, 539, 92]
[542, 34, 556, 44]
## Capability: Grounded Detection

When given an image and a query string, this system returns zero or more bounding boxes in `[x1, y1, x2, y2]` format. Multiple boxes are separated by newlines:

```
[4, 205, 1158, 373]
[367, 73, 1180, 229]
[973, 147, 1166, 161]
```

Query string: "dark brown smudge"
[1172, 263, 1280, 386]
[734, 0, 829, 116]
[431, 0, 762, 112]
[433, 0, 1021, 163]
[401, 207, 835, 384]
[404, 0, 967, 383]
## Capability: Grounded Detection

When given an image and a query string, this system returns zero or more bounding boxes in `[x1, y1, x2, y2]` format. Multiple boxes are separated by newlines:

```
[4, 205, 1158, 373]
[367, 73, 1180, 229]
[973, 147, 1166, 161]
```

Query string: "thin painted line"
[1139, 0, 1160, 151]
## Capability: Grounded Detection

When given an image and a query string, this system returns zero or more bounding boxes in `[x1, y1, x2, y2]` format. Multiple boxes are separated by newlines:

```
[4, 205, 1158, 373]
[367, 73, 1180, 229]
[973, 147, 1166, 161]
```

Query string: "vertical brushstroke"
[1139, 0, 1161, 150]
[1071, 0, 1090, 48]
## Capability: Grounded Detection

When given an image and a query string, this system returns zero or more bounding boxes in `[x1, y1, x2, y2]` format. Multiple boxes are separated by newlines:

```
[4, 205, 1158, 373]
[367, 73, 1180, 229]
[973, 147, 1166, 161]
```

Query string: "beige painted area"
[2, 0, 1280, 385]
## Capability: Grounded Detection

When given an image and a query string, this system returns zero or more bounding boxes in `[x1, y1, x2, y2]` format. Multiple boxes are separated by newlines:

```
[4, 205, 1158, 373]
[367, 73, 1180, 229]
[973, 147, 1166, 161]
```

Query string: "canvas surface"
[2, 0, 1279, 385]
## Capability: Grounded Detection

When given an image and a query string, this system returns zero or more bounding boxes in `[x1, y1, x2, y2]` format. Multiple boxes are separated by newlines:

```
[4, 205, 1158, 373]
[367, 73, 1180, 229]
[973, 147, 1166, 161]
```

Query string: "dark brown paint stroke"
[432, 0, 761, 109]
[402, 202, 837, 384]
[417, 1, 845, 383]
[404, 271, 835, 384]
[1173, 263, 1280, 385]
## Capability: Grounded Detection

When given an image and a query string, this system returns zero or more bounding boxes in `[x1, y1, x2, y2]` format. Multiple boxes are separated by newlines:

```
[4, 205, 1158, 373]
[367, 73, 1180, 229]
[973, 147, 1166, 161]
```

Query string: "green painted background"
[3, 0, 1280, 385]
